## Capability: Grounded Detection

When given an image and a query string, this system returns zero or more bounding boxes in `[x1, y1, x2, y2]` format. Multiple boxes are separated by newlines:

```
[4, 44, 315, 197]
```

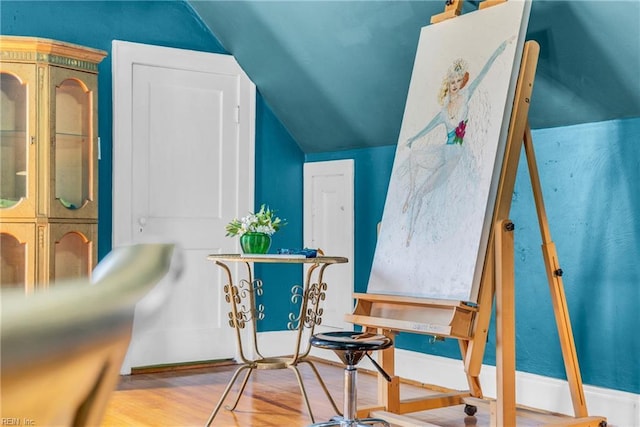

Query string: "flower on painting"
[453, 119, 468, 145]
[225, 204, 286, 237]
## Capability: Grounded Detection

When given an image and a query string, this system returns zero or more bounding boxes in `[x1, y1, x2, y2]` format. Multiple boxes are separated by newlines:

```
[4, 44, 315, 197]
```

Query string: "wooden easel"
[346, 1, 607, 426]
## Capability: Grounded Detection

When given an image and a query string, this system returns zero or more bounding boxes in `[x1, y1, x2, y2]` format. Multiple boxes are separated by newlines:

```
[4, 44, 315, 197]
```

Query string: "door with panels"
[113, 41, 255, 371]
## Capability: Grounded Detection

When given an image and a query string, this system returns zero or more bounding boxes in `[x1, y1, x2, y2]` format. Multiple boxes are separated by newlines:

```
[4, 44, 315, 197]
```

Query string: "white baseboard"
[257, 330, 639, 426]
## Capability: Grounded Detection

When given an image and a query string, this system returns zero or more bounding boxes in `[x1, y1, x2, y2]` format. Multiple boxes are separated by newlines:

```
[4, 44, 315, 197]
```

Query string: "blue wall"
[308, 117, 640, 394]
[510, 119, 640, 392]
[4, 0, 638, 397]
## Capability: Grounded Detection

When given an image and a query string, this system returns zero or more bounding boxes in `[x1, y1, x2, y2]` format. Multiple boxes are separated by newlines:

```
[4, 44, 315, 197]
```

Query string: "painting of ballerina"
[368, 0, 531, 301]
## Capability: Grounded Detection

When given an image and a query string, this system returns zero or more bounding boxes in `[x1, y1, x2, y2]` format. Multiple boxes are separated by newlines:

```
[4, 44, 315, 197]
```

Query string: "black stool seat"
[309, 331, 393, 427]
[310, 331, 393, 366]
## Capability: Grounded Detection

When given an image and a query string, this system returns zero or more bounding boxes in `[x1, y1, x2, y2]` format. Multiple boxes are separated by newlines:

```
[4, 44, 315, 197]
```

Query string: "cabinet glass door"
[0, 69, 35, 216]
[54, 78, 92, 211]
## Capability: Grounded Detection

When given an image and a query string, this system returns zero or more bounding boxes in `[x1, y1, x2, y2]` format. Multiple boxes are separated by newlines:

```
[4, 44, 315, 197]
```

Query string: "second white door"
[303, 160, 354, 330]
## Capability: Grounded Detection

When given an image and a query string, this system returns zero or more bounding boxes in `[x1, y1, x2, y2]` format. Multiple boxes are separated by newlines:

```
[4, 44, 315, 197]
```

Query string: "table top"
[207, 254, 348, 264]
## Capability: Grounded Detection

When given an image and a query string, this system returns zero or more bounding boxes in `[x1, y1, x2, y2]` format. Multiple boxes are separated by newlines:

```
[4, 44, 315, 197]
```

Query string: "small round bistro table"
[205, 254, 348, 426]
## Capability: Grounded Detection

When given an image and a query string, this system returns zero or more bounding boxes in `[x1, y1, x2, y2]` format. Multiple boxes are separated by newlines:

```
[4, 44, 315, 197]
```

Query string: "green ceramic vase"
[240, 232, 271, 254]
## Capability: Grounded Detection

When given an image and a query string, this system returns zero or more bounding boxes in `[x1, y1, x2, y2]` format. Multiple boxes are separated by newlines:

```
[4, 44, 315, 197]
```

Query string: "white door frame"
[111, 40, 255, 373]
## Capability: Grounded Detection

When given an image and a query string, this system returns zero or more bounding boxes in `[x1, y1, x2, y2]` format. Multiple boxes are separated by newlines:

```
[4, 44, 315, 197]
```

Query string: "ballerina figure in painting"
[401, 38, 512, 246]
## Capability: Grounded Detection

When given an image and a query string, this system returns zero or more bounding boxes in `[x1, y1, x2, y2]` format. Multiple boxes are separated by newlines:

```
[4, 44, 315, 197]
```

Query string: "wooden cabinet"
[0, 36, 106, 291]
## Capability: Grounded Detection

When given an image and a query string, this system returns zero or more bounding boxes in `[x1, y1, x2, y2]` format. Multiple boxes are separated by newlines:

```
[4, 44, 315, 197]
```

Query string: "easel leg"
[459, 340, 483, 397]
[523, 126, 589, 418]
[377, 329, 400, 413]
[494, 219, 516, 426]
[463, 241, 495, 398]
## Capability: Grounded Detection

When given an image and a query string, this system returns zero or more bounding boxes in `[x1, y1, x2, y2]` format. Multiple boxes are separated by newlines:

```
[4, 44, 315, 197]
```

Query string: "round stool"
[309, 331, 393, 427]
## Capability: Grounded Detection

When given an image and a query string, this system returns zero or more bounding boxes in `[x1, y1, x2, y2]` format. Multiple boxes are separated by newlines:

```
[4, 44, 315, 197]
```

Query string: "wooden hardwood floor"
[101, 359, 585, 427]
[102, 359, 479, 427]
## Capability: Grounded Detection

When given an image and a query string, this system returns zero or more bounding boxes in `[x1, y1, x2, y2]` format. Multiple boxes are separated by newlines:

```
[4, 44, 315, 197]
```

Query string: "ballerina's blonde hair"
[438, 58, 470, 105]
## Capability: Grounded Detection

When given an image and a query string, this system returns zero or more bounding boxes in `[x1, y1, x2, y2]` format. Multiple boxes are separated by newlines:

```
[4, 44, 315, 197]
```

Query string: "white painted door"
[112, 41, 255, 373]
[303, 160, 354, 330]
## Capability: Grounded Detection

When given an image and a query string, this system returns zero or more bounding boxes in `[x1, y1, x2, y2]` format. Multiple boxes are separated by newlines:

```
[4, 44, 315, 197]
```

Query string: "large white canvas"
[368, 1, 531, 302]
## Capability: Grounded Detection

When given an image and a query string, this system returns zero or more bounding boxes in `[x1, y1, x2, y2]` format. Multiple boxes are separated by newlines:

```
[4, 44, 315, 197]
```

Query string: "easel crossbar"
[351, 293, 478, 309]
[347, 293, 477, 339]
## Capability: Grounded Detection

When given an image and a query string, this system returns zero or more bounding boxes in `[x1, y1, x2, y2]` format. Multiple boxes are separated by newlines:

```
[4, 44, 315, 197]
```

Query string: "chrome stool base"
[310, 416, 390, 427]
[308, 331, 393, 427]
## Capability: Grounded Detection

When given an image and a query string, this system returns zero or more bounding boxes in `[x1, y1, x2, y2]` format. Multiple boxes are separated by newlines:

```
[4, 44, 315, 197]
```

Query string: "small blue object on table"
[276, 248, 318, 258]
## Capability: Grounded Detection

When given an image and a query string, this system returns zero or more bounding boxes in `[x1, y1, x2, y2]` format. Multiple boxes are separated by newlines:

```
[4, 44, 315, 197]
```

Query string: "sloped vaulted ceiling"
[188, 1, 640, 153]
